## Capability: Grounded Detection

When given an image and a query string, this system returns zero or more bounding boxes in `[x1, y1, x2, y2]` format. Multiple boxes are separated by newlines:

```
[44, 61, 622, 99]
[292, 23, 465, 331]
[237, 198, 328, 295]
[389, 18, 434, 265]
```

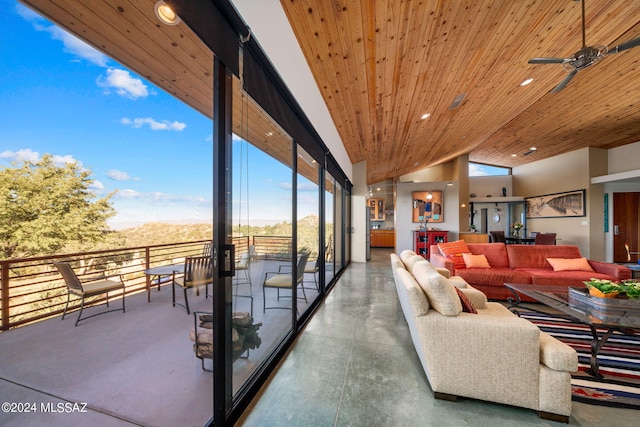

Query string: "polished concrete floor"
[238, 248, 639, 426]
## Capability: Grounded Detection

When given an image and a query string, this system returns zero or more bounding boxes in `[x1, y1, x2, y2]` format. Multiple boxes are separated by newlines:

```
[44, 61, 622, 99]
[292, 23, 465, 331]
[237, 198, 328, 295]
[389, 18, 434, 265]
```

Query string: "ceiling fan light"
[155, 1, 181, 26]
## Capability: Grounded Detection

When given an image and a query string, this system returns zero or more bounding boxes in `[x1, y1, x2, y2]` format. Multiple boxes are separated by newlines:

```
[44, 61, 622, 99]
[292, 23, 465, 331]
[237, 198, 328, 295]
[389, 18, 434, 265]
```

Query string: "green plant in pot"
[583, 278, 622, 298]
[621, 280, 640, 299]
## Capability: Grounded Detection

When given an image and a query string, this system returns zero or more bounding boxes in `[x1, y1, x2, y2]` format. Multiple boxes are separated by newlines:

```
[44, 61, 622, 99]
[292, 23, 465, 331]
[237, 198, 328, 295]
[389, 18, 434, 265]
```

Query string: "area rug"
[519, 311, 640, 409]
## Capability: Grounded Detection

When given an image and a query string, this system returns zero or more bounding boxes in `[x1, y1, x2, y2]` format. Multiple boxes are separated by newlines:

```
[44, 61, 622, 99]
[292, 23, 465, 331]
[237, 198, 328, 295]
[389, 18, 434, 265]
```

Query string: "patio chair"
[534, 233, 556, 245]
[262, 252, 309, 312]
[172, 255, 213, 314]
[54, 262, 125, 327]
[234, 251, 251, 288]
[304, 257, 320, 291]
[202, 241, 212, 258]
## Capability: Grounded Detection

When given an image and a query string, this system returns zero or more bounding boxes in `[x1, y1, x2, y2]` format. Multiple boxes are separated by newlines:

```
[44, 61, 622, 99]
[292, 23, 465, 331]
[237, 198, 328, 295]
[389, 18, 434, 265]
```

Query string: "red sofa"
[429, 243, 631, 301]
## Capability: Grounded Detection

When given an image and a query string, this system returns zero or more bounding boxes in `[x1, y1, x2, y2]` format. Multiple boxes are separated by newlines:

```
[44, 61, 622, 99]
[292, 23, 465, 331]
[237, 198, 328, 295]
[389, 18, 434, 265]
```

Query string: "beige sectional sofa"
[392, 250, 578, 423]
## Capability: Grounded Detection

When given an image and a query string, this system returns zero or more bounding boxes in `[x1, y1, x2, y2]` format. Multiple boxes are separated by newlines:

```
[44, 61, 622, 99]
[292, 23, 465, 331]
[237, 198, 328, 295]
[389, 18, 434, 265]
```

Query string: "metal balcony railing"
[0, 240, 211, 331]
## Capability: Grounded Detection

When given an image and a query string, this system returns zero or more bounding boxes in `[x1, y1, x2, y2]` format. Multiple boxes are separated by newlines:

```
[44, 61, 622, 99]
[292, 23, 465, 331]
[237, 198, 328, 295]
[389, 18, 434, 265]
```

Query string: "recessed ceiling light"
[266, 132, 273, 136]
[421, 113, 431, 120]
[529, 147, 537, 151]
[376, 187, 381, 191]
[414, 161, 420, 166]
[520, 78, 534, 86]
[154, 1, 181, 26]
[511, 154, 517, 157]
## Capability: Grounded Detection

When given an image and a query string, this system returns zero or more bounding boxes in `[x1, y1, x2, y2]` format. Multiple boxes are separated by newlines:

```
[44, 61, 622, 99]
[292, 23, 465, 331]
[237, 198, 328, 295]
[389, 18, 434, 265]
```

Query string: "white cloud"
[90, 180, 105, 190]
[0, 148, 40, 163]
[120, 117, 187, 131]
[117, 189, 141, 199]
[107, 169, 139, 181]
[17, 4, 108, 67]
[97, 68, 149, 99]
[468, 163, 488, 177]
[0, 150, 78, 167]
[112, 189, 207, 205]
[51, 154, 77, 166]
[49, 27, 108, 67]
[279, 182, 292, 190]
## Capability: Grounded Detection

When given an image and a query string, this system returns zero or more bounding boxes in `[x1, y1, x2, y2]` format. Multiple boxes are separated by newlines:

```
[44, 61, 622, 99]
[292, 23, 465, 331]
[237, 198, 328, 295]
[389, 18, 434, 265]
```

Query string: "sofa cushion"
[520, 269, 618, 287]
[455, 287, 477, 313]
[390, 253, 405, 271]
[448, 276, 468, 289]
[468, 243, 510, 268]
[412, 262, 462, 316]
[463, 253, 491, 269]
[547, 257, 594, 272]
[405, 255, 428, 273]
[454, 267, 532, 288]
[400, 249, 418, 263]
[507, 245, 582, 269]
[438, 240, 470, 270]
[459, 286, 487, 309]
[395, 268, 430, 316]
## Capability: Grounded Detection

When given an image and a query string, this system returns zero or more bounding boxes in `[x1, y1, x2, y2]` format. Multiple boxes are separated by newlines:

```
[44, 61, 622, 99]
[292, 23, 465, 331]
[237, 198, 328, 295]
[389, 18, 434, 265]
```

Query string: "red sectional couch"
[429, 243, 632, 301]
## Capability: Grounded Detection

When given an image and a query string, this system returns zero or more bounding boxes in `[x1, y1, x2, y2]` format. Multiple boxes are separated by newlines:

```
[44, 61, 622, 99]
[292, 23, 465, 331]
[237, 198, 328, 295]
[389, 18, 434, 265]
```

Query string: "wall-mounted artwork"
[525, 189, 586, 218]
[412, 191, 443, 223]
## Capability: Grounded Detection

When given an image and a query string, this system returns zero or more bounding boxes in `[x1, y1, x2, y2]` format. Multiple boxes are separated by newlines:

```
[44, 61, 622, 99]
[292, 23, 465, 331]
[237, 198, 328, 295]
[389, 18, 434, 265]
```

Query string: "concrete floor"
[237, 248, 640, 427]
[0, 283, 215, 427]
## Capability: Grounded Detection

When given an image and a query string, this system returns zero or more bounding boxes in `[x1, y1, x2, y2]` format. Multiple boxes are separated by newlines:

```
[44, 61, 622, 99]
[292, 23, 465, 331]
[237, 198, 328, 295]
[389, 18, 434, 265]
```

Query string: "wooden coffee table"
[505, 283, 640, 378]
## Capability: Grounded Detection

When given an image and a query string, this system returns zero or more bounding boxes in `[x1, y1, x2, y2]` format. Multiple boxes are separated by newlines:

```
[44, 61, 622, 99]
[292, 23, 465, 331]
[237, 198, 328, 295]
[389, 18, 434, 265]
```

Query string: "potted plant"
[583, 278, 622, 298]
[621, 280, 640, 299]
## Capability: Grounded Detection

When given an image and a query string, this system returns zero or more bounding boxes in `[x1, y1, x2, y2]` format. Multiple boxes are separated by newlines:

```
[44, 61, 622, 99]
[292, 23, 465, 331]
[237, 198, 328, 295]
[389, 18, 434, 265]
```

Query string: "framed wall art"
[525, 189, 586, 219]
[412, 191, 443, 223]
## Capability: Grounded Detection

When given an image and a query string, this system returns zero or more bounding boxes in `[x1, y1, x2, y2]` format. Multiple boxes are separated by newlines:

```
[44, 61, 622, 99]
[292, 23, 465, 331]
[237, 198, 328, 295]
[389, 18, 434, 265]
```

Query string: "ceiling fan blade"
[528, 57, 566, 64]
[608, 37, 640, 55]
[551, 70, 578, 93]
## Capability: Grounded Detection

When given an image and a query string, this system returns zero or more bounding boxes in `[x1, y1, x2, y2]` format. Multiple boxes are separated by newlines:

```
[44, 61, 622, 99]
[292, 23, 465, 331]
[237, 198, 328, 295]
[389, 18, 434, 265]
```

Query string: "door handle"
[222, 244, 235, 277]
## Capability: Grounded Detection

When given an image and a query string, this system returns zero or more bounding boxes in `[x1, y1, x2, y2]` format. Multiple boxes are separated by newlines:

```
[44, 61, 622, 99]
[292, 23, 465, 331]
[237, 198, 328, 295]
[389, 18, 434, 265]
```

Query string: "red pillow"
[455, 287, 477, 314]
[438, 240, 470, 270]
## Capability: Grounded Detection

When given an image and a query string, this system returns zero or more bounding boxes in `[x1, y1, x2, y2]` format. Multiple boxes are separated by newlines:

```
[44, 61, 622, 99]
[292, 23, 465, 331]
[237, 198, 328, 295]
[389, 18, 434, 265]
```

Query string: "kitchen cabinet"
[370, 229, 395, 248]
[368, 198, 385, 221]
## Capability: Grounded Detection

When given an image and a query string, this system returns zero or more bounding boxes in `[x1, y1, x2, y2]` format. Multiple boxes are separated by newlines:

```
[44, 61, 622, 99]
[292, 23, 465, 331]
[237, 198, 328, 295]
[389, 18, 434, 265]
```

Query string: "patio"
[0, 256, 320, 427]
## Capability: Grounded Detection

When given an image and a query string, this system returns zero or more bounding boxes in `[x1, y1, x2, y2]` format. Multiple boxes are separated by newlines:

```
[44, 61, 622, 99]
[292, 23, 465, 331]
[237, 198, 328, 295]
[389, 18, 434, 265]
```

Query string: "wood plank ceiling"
[281, 0, 640, 183]
[20, 0, 640, 185]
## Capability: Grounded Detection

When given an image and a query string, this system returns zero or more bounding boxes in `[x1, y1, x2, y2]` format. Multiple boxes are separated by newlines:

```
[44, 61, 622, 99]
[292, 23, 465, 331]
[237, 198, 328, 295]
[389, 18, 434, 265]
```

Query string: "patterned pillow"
[455, 287, 477, 314]
[438, 240, 471, 270]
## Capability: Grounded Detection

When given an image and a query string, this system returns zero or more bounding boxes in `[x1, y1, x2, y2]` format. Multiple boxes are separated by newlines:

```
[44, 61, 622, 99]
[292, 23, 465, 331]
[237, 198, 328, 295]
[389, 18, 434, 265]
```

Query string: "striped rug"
[519, 311, 640, 409]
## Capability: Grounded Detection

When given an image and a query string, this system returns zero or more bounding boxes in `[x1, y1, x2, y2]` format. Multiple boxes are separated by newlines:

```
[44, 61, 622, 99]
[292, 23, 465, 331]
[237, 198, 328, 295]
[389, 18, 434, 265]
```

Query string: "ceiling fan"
[528, 0, 640, 92]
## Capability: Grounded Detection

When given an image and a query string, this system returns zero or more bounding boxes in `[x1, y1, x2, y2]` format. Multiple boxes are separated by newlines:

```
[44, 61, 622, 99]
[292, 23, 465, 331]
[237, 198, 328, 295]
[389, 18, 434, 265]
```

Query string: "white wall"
[395, 182, 460, 253]
[608, 141, 640, 174]
[512, 148, 608, 258]
[231, 0, 352, 181]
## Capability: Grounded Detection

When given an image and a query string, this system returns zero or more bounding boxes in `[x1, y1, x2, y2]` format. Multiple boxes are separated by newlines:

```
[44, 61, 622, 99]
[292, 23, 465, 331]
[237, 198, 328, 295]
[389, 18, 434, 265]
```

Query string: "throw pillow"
[455, 287, 477, 314]
[437, 240, 470, 270]
[462, 253, 491, 269]
[546, 257, 594, 272]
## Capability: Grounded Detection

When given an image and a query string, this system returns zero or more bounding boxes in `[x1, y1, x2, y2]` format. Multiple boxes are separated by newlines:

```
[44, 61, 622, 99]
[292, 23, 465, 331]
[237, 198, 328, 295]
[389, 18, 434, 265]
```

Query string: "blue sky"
[1, 2, 219, 228]
[1, 2, 500, 230]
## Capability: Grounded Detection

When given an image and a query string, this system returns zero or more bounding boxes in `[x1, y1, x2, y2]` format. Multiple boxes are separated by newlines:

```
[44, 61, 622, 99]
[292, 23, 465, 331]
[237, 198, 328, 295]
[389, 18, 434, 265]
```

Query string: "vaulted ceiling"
[22, 0, 640, 185]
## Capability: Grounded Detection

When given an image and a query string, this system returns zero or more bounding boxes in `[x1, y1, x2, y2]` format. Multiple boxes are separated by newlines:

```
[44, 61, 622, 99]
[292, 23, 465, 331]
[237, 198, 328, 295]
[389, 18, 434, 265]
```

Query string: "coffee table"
[505, 283, 640, 378]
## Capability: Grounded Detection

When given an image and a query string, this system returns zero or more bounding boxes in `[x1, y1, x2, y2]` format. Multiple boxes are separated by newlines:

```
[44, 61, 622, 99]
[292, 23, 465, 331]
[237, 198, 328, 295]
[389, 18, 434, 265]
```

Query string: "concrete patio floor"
[0, 257, 320, 427]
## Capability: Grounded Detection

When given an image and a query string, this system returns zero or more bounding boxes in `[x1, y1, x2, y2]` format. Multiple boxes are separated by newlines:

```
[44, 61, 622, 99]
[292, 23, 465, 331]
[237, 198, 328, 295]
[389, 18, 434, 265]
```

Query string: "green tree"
[0, 154, 116, 259]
